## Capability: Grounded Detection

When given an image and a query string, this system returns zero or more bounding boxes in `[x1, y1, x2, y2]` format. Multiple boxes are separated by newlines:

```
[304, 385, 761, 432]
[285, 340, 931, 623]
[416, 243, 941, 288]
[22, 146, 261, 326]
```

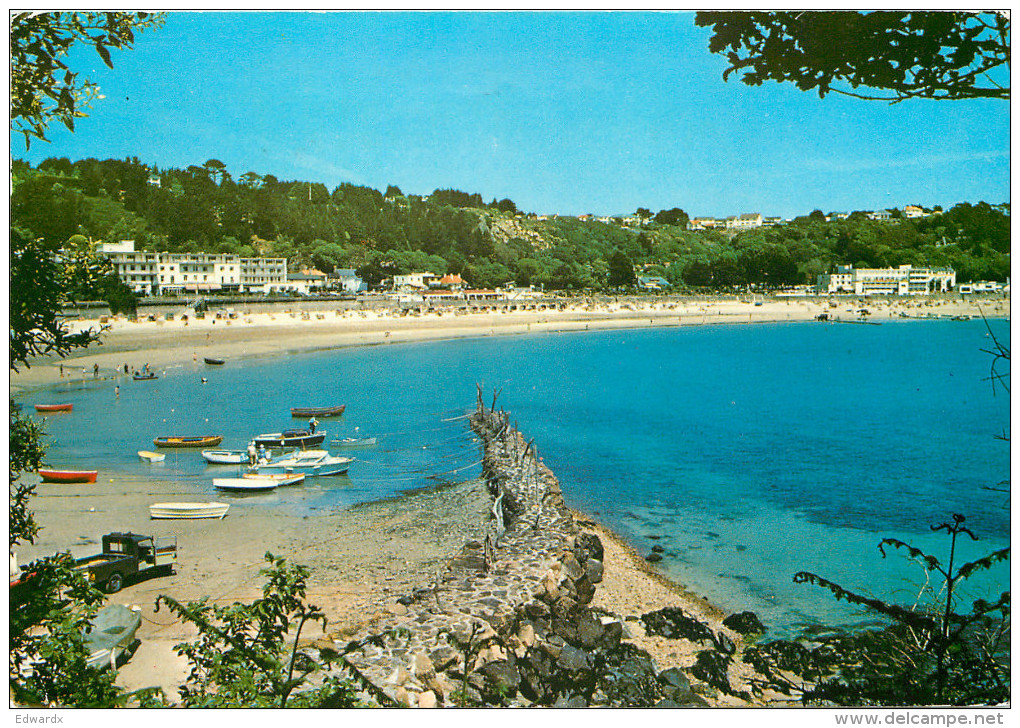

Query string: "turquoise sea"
[24, 319, 1010, 637]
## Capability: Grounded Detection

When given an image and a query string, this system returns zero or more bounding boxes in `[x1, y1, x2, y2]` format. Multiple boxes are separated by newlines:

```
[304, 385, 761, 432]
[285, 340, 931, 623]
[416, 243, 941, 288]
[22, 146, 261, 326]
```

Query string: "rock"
[651, 544, 664, 553]
[657, 667, 691, 692]
[417, 690, 437, 708]
[429, 645, 460, 672]
[713, 631, 736, 655]
[645, 553, 662, 563]
[573, 575, 596, 605]
[585, 558, 604, 584]
[413, 652, 436, 682]
[556, 644, 591, 671]
[479, 659, 521, 701]
[553, 693, 588, 708]
[641, 607, 715, 643]
[692, 650, 732, 694]
[552, 595, 580, 619]
[540, 572, 561, 601]
[575, 532, 604, 561]
[576, 611, 604, 649]
[596, 643, 663, 707]
[551, 617, 578, 643]
[385, 603, 408, 616]
[560, 553, 584, 581]
[518, 623, 536, 647]
[597, 620, 624, 651]
[722, 610, 766, 635]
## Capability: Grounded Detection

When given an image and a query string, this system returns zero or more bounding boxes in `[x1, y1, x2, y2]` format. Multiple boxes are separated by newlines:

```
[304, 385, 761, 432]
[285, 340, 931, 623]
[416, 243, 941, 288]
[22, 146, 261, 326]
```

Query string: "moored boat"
[201, 449, 248, 464]
[39, 469, 98, 484]
[154, 435, 224, 448]
[34, 403, 73, 413]
[133, 373, 158, 381]
[332, 436, 377, 448]
[203, 357, 225, 365]
[242, 472, 305, 486]
[290, 405, 346, 418]
[149, 502, 230, 519]
[253, 430, 325, 449]
[213, 477, 278, 492]
[84, 604, 142, 670]
[255, 450, 352, 477]
[137, 450, 166, 463]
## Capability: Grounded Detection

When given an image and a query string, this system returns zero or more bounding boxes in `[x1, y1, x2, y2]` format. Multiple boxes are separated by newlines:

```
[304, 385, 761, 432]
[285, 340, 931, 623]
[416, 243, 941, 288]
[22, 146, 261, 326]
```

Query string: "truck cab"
[79, 532, 177, 593]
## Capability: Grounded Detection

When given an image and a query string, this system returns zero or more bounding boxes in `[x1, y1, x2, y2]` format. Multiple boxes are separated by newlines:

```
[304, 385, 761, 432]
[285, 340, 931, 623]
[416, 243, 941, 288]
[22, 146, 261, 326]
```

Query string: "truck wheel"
[105, 573, 123, 593]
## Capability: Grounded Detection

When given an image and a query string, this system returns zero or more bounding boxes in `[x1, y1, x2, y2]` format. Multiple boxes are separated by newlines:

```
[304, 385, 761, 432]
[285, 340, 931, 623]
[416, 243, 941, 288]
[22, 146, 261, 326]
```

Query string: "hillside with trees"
[11, 156, 1010, 293]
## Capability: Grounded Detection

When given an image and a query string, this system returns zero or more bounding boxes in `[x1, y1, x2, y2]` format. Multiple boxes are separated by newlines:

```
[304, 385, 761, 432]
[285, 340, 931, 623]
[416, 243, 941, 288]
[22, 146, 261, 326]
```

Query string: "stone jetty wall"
[315, 391, 756, 707]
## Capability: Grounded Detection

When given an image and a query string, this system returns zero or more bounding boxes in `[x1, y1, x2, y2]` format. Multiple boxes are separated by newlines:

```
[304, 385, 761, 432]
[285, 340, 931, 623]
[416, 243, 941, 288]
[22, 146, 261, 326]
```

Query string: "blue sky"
[10, 11, 1011, 219]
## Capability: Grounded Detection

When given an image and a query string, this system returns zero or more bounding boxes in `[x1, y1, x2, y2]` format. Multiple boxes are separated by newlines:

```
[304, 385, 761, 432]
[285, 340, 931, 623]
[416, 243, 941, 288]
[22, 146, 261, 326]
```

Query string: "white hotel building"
[99, 241, 288, 295]
[817, 264, 956, 295]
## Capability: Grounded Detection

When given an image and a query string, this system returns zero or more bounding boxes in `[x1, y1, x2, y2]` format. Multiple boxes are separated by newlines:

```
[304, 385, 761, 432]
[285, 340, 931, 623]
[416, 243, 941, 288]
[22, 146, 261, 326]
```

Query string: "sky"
[9, 11, 1012, 219]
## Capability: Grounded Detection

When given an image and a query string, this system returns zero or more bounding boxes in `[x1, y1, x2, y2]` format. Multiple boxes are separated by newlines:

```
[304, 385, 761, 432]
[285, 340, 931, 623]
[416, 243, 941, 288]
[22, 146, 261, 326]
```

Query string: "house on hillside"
[903, 205, 925, 219]
[436, 273, 466, 290]
[285, 269, 328, 294]
[867, 209, 893, 221]
[332, 268, 367, 293]
[725, 213, 763, 230]
[688, 217, 723, 230]
[637, 276, 670, 291]
[393, 272, 438, 289]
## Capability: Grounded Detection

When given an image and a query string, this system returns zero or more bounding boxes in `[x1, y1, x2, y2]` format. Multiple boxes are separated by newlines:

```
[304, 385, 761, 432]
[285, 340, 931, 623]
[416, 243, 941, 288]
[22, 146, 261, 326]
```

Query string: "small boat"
[39, 469, 98, 484]
[154, 435, 224, 448]
[203, 357, 225, 365]
[137, 450, 166, 463]
[253, 430, 325, 449]
[290, 405, 346, 418]
[201, 449, 248, 464]
[84, 604, 142, 670]
[256, 450, 353, 477]
[34, 403, 73, 413]
[332, 437, 378, 448]
[149, 502, 230, 520]
[133, 372, 158, 381]
[213, 477, 278, 492]
[242, 472, 305, 486]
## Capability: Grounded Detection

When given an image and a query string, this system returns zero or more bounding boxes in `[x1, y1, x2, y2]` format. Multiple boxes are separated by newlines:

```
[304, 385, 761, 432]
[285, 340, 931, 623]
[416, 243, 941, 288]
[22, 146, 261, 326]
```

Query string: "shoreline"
[11, 295, 1008, 395]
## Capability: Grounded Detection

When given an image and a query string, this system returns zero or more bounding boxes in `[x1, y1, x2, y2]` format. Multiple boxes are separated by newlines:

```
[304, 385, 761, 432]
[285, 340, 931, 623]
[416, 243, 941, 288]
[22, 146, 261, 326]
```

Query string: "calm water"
[26, 319, 1010, 636]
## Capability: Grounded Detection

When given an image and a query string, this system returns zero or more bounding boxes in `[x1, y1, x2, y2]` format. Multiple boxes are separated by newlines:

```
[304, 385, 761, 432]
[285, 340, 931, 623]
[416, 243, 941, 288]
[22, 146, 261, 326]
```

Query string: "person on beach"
[124, 363, 129, 374]
[93, 363, 99, 378]
[247, 441, 257, 466]
[59, 363, 64, 378]
[115, 385, 120, 398]
[257, 444, 267, 464]
[308, 417, 318, 434]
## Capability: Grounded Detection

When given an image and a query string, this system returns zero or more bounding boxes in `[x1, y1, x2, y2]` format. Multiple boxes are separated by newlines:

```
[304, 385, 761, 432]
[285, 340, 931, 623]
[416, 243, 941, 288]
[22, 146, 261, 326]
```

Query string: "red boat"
[34, 404, 73, 413]
[290, 405, 346, 418]
[38, 469, 98, 484]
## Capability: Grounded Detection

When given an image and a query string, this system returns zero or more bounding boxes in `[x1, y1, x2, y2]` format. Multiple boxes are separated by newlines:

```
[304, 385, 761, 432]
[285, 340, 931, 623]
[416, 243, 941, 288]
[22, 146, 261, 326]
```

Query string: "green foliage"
[695, 11, 1009, 102]
[751, 514, 1010, 706]
[154, 553, 364, 707]
[10, 12, 165, 148]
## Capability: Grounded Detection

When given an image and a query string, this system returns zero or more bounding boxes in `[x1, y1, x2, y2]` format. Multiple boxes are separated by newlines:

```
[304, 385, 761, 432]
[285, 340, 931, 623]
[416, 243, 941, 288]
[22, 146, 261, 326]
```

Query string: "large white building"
[100, 241, 288, 294]
[817, 264, 956, 295]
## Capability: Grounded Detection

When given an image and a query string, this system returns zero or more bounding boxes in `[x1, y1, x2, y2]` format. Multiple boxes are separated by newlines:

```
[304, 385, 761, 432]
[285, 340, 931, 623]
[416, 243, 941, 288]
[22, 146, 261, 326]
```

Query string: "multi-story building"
[725, 213, 763, 230]
[393, 272, 438, 289]
[100, 241, 287, 295]
[817, 264, 955, 295]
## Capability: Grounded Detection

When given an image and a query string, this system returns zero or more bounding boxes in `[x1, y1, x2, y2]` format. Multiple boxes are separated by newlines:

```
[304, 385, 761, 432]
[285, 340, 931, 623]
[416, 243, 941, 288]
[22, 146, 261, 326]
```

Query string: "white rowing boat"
[149, 502, 229, 519]
[213, 477, 278, 492]
[137, 450, 166, 463]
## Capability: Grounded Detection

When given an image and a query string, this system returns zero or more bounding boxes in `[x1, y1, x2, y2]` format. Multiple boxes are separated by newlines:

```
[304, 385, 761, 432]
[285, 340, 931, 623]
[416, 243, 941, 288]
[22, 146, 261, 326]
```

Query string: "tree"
[653, 207, 690, 228]
[384, 184, 403, 198]
[607, 250, 636, 288]
[695, 11, 1009, 103]
[10, 12, 165, 148]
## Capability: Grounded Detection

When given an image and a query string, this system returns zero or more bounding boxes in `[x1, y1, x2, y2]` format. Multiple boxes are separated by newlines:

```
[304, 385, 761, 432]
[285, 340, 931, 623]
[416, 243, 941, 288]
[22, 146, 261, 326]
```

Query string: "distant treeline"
[11, 157, 1010, 291]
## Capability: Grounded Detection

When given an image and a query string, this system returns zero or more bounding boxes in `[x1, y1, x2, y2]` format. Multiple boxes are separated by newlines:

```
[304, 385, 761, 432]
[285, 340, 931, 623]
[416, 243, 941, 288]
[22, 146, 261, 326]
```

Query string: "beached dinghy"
[256, 450, 352, 477]
[39, 469, 98, 483]
[242, 472, 305, 486]
[137, 450, 166, 463]
[154, 435, 224, 448]
[132, 372, 158, 381]
[84, 604, 142, 670]
[149, 502, 229, 519]
[203, 357, 225, 365]
[201, 449, 249, 464]
[253, 429, 325, 449]
[290, 405, 346, 418]
[213, 477, 279, 492]
[34, 403, 73, 413]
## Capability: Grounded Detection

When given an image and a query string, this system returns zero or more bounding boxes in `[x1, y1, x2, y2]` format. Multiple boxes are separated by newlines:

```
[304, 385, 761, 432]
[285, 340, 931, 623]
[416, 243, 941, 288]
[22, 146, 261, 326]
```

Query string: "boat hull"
[149, 502, 229, 519]
[201, 449, 247, 464]
[39, 469, 98, 483]
[84, 604, 142, 670]
[242, 472, 305, 486]
[213, 477, 277, 492]
[290, 405, 346, 418]
[34, 404, 73, 413]
[203, 358, 225, 365]
[253, 432, 325, 449]
[154, 436, 224, 448]
[332, 437, 377, 448]
[137, 451, 166, 463]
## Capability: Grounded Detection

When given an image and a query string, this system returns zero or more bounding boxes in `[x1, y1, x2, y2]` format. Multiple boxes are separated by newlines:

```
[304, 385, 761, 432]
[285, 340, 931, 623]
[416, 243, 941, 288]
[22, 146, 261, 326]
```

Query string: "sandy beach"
[10, 294, 1007, 395]
[11, 294, 1008, 704]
